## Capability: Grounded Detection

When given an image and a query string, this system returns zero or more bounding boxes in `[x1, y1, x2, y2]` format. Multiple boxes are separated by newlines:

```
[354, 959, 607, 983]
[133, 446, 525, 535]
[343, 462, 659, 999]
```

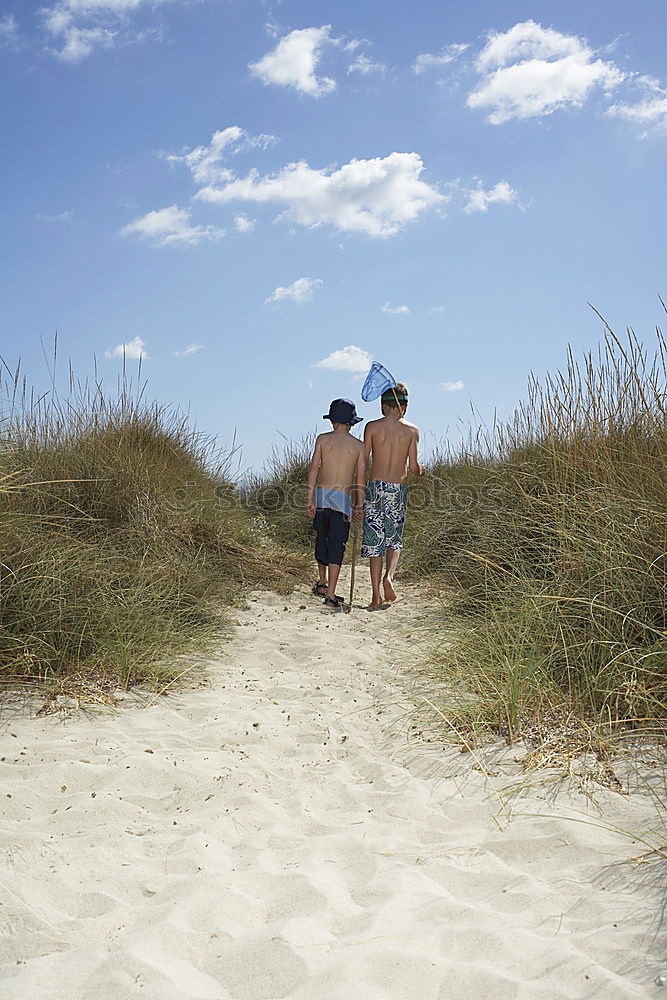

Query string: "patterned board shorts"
[361, 480, 409, 558]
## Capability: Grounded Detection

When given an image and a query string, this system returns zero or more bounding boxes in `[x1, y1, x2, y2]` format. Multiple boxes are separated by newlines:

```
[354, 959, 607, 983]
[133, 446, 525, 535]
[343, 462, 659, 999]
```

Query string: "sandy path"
[0, 573, 662, 999]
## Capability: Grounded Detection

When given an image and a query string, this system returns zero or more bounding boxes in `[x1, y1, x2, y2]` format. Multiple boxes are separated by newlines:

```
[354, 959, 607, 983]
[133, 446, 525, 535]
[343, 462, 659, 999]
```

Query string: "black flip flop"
[323, 595, 345, 609]
[312, 582, 327, 597]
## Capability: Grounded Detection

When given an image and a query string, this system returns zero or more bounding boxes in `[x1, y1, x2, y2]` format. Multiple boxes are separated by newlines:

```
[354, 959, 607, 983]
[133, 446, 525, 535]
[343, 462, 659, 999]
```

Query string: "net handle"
[390, 386, 404, 418]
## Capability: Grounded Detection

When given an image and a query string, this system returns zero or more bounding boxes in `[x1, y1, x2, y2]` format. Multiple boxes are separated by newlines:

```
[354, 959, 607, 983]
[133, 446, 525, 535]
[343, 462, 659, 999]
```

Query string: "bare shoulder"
[365, 418, 383, 430]
[404, 420, 420, 435]
[353, 436, 365, 452]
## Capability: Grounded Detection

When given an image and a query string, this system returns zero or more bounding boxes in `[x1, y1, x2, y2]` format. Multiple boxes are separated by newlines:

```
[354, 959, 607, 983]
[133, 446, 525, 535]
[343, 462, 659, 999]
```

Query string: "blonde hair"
[381, 382, 408, 409]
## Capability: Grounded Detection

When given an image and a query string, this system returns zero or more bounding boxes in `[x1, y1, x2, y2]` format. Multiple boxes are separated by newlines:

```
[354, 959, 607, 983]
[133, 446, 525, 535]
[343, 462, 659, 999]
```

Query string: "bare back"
[364, 416, 420, 484]
[313, 430, 364, 492]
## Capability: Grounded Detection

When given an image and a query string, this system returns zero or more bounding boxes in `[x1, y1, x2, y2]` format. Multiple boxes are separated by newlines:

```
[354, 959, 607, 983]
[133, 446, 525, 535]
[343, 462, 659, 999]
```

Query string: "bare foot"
[367, 600, 385, 611]
[383, 576, 397, 602]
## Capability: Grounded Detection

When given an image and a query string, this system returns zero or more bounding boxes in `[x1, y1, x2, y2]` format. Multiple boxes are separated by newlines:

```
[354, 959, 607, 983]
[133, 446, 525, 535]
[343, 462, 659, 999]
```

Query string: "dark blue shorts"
[313, 508, 350, 567]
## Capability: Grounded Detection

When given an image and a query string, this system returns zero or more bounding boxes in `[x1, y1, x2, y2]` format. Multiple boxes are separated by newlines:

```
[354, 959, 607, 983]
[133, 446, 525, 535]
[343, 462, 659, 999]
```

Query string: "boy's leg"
[369, 556, 384, 607]
[314, 510, 329, 591]
[324, 512, 350, 601]
[361, 482, 385, 608]
[383, 547, 401, 602]
[382, 484, 408, 603]
[326, 562, 341, 599]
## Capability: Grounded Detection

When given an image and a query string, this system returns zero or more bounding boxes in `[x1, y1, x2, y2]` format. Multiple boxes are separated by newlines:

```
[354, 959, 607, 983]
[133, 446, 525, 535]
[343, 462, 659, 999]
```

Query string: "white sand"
[0, 572, 663, 999]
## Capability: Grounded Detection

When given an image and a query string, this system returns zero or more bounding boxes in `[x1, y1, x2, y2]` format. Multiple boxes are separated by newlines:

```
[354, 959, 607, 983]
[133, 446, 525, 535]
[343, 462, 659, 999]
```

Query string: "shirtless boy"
[306, 399, 365, 609]
[361, 383, 424, 609]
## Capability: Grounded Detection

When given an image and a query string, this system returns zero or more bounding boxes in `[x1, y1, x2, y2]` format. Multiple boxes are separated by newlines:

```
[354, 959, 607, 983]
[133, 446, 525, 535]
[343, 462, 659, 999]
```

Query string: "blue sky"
[1, 0, 666, 473]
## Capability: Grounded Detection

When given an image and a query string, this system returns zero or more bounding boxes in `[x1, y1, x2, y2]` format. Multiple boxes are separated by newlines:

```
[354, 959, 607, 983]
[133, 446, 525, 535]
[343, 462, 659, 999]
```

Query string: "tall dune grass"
[407, 315, 667, 738]
[0, 353, 304, 693]
[243, 435, 316, 552]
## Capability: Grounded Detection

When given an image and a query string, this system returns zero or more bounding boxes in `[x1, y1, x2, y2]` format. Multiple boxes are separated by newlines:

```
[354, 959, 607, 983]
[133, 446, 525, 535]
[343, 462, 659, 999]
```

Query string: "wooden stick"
[390, 386, 405, 418]
[348, 522, 358, 613]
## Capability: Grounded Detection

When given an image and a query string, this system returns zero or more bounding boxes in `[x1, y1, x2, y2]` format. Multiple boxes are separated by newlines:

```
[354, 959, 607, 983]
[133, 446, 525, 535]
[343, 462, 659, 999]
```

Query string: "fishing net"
[361, 362, 396, 402]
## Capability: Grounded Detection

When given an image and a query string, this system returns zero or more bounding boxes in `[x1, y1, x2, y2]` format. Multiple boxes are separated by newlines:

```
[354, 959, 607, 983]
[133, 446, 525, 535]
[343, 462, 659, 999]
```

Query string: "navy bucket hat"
[323, 398, 363, 426]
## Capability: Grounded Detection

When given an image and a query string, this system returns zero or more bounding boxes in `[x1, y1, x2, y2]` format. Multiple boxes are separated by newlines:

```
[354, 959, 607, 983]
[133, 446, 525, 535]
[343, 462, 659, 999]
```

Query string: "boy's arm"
[306, 436, 322, 519]
[363, 421, 373, 471]
[353, 442, 365, 522]
[408, 427, 425, 477]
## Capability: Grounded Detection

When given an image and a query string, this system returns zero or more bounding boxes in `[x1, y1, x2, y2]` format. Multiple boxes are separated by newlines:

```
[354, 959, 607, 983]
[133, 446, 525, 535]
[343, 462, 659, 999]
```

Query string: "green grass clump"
[407, 314, 667, 738]
[243, 435, 316, 553]
[0, 357, 304, 693]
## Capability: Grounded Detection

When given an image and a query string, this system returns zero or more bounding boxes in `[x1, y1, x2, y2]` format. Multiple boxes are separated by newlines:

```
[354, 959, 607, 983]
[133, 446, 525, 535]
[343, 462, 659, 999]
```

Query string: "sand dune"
[0, 573, 663, 998]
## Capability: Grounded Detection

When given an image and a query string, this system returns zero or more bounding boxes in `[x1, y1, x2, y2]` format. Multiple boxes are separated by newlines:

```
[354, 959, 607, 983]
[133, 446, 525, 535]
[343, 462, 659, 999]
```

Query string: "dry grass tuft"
[405, 310, 667, 748]
[0, 348, 305, 696]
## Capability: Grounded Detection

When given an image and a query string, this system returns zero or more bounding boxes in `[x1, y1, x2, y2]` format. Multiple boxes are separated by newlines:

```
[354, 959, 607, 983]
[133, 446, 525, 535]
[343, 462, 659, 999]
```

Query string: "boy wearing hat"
[306, 399, 365, 609]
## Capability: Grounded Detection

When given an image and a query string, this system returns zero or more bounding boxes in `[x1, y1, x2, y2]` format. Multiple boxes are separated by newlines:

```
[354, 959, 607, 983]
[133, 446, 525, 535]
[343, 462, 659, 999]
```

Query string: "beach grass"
[242, 434, 316, 552]
[405, 311, 667, 745]
[0, 351, 305, 695]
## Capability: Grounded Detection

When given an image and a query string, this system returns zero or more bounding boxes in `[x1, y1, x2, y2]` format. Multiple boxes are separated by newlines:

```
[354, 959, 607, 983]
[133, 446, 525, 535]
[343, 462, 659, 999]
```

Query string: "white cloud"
[468, 20, 624, 124]
[476, 21, 584, 71]
[46, 17, 115, 61]
[197, 151, 445, 238]
[413, 42, 468, 75]
[121, 205, 224, 248]
[233, 213, 255, 233]
[464, 180, 521, 213]
[36, 210, 73, 222]
[381, 302, 410, 314]
[66, 0, 145, 10]
[429, 305, 446, 313]
[314, 345, 372, 374]
[165, 127, 278, 186]
[348, 53, 386, 76]
[173, 344, 204, 358]
[607, 76, 667, 133]
[0, 14, 20, 48]
[249, 25, 337, 97]
[265, 277, 323, 305]
[442, 380, 464, 391]
[105, 336, 148, 361]
[42, 0, 182, 62]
